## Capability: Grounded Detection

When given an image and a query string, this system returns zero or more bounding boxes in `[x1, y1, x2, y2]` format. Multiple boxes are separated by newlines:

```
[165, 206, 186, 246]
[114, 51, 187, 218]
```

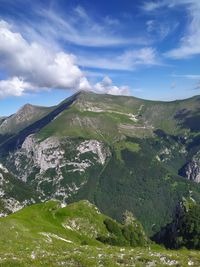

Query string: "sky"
[0, 0, 200, 116]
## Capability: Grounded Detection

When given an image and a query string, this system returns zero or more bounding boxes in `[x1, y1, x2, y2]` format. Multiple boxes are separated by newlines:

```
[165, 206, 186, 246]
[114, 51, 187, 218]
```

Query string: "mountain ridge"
[0, 90, 200, 237]
[2, 91, 200, 118]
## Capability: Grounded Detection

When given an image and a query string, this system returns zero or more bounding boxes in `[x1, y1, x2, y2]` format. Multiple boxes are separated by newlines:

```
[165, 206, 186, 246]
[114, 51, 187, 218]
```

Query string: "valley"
[0, 91, 200, 266]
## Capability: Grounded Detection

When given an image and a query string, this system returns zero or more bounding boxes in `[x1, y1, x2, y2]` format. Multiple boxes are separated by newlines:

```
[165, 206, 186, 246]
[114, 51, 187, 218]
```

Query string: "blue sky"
[0, 0, 200, 115]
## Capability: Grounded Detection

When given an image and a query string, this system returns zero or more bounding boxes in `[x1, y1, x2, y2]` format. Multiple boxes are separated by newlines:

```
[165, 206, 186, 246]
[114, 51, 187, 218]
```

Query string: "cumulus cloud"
[0, 20, 131, 98]
[0, 5, 161, 99]
[94, 76, 130, 95]
[0, 77, 33, 98]
[0, 20, 91, 97]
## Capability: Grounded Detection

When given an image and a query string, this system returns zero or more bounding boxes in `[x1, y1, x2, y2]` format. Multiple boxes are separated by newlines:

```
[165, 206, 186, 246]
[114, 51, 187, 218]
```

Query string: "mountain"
[0, 116, 6, 125]
[0, 104, 53, 148]
[1, 200, 200, 267]
[0, 91, 200, 236]
[0, 104, 53, 135]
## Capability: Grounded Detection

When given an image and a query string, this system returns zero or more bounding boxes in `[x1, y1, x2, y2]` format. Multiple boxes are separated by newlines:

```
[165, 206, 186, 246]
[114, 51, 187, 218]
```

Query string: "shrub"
[97, 217, 148, 247]
[104, 218, 123, 237]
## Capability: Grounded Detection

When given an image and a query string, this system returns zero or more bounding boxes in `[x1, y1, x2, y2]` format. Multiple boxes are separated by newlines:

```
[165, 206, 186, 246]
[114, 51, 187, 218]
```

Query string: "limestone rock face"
[6, 134, 111, 202]
[0, 164, 36, 217]
[21, 135, 65, 174]
[17, 135, 110, 176]
[183, 151, 200, 183]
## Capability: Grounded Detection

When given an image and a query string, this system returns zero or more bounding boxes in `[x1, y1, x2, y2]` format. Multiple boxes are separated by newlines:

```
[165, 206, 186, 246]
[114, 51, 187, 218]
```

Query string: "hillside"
[37, 92, 200, 140]
[1, 200, 200, 267]
[0, 91, 200, 236]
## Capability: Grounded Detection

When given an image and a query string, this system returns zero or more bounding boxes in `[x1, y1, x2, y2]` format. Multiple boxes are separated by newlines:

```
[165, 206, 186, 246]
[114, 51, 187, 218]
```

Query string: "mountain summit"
[0, 92, 200, 236]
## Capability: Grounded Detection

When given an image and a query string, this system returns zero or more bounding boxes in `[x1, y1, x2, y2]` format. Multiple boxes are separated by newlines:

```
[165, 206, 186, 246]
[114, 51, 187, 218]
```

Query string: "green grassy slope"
[1, 201, 200, 267]
[37, 92, 200, 140]
[0, 198, 149, 247]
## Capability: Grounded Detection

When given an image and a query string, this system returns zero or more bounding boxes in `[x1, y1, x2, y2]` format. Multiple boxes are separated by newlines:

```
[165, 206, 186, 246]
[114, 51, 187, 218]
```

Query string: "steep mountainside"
[0, 104, 53, 135]
[0, 163, 38, 216]
[0, 116, 6, 126]
[0, 104, 54, 149]
[0, 91, 200, 235]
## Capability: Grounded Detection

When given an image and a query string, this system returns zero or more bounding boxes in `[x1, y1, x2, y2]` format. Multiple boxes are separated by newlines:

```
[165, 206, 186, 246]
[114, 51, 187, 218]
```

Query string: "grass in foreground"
[0, 200, 200, 267]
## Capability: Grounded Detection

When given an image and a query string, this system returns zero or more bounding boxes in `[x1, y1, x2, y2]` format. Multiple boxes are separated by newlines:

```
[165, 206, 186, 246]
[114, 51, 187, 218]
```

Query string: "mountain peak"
[18, 103, 48, 113]
[18, 103, 35, 113]
[13, 103, 51, 124]
[0, 103, 52, 135]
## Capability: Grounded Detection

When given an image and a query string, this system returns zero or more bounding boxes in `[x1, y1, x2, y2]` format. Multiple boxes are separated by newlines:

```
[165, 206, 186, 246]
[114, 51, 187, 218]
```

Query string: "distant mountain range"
[0, 91, 200, 237]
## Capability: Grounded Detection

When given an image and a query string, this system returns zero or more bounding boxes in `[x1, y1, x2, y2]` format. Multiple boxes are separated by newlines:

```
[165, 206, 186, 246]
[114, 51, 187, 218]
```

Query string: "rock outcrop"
[182, 151, 200, 183]
[6, 134, 110, 202]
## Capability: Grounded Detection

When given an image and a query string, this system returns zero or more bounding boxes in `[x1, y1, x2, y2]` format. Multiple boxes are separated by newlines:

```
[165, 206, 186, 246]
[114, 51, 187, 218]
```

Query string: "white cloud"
[0, 20, 91, 97]
[142, 1, 166, 11]
[0, 77, 33, 98]
[143, 0, 200, 58]
[142, 1, 176, 11]
[35, 6, 146, 48]
[146, 20, 155, 32]
[166, 7, 200, 59]
[120, 48, 158, 67]
[74, 5, 89, 20]
[94, 76, 130, 95]
[0, 5, 158, 76]
[77, 77, 92, 91]
[78, 47, 159, 71]
[0, 20, 131, 98]
[146, 20, 174, 40]
[172, 74, 200, 80]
